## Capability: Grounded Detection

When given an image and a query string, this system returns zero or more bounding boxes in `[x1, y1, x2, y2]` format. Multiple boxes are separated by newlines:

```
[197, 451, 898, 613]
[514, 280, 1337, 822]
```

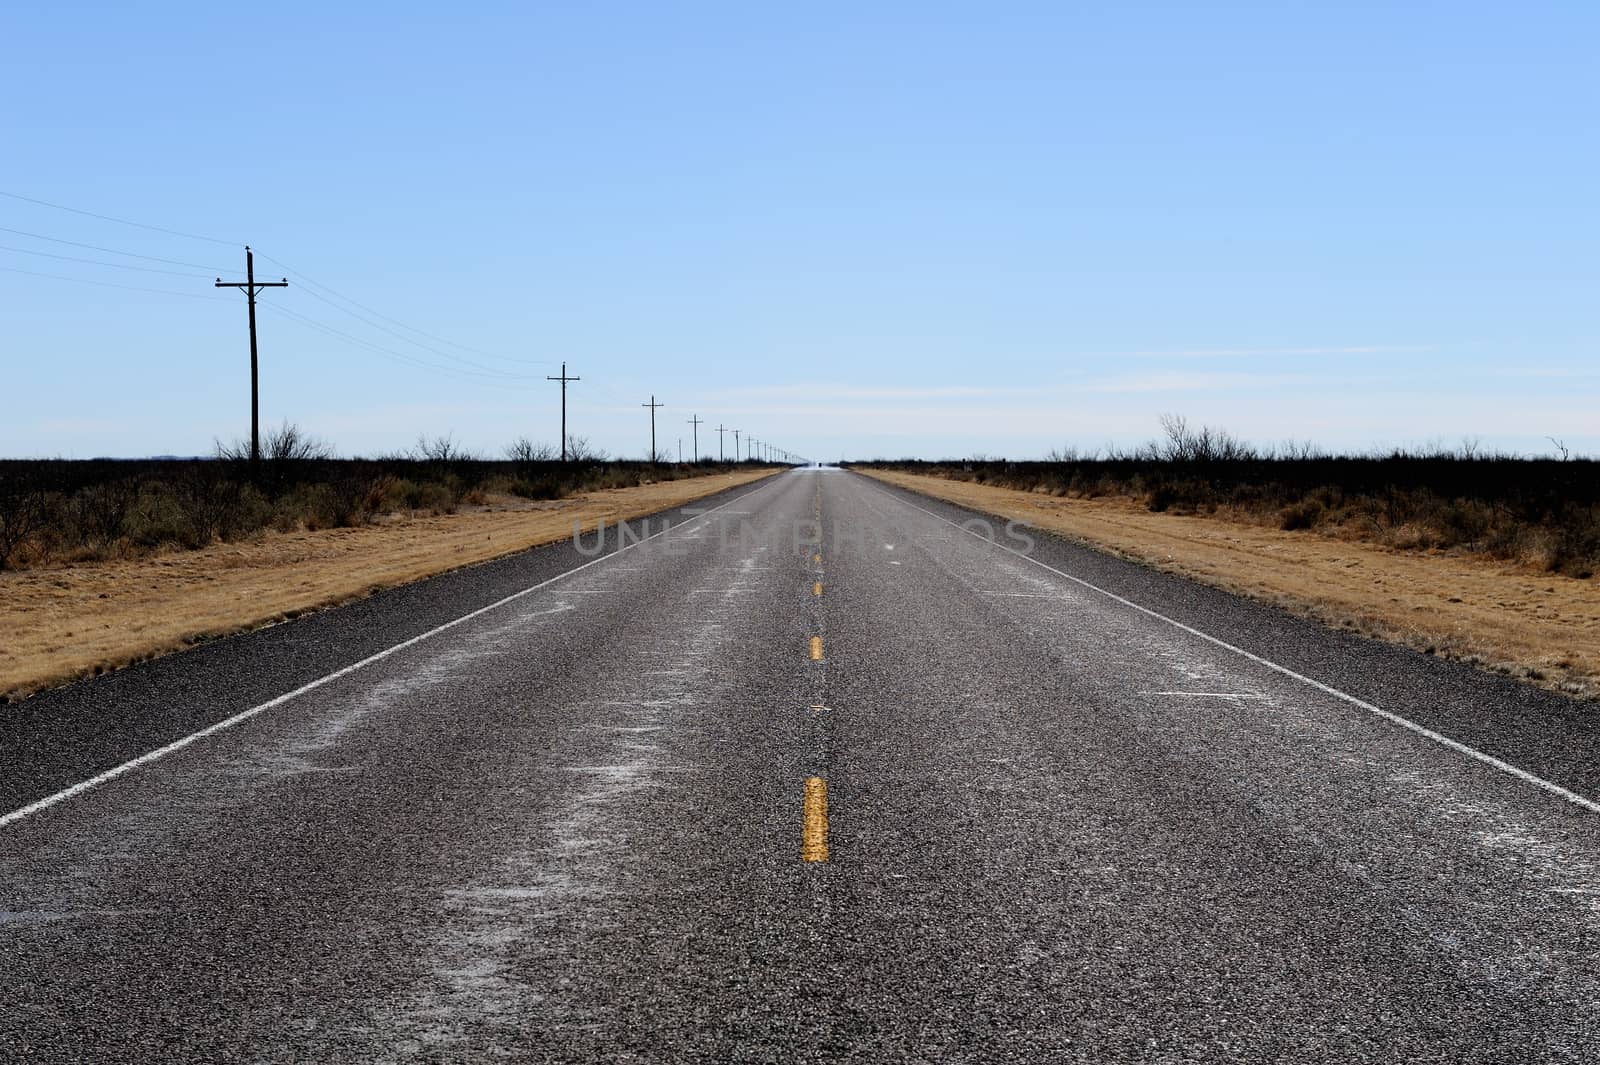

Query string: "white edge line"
[868, 475, 1600, 816]
[0, 476, 785, 831]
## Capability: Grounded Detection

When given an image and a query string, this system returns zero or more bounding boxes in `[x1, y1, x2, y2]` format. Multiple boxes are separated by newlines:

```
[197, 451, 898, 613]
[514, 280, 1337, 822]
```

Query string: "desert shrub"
[848, 419, 1600, 578]
[0, 476, 46, 570]
[127, 482, 193, 548]
[175, 468, 268, 545]
[0, 454, 737, 571]
[390, 479, 455, 514]
[74, 480, 138, 547]
[1545, 505, 1600, 578]
[1279, 499, 1326, 531]
[1432, 499, 1492, 545]
[509, 478, 563, 500]
[1485, 521, 1531, 560]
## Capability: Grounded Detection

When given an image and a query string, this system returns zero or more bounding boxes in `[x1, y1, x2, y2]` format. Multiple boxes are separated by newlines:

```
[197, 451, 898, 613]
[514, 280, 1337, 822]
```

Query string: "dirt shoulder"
[2, 469, 776, 701]
[858, 468, 1600, 701]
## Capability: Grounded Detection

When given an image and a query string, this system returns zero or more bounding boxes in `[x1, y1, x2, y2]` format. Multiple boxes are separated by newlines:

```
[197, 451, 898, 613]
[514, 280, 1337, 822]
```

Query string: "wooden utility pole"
[716, 424, 726, 462]
[642, 395, 664, 463]
[215, 245, 287, 468]
[687, 414, 702, 464]
[546, 362, 581, 461]
[733, 429, 741, 462]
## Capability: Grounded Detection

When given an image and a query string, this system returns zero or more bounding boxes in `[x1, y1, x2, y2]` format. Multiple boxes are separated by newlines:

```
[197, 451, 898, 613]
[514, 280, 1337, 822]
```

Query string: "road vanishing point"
[4, 469, 1599, 1062]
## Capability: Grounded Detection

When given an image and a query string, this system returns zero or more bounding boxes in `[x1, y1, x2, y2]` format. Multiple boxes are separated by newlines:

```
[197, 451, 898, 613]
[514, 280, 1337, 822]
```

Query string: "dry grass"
[860, 469, 1600, 701]
[0, 469, 776, 701]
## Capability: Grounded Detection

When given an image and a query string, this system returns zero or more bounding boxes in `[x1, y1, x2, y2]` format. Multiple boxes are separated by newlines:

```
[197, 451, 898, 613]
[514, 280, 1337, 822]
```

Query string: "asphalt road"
[4, 469, 1600, 1063]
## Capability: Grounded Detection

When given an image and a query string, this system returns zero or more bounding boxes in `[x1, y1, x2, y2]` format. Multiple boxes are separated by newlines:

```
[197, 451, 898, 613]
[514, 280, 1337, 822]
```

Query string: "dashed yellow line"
[813, 582, 823, 597]
[801, 777, 829, 862]
[812, 552, 822, 564]
[809, 636, 824, 660]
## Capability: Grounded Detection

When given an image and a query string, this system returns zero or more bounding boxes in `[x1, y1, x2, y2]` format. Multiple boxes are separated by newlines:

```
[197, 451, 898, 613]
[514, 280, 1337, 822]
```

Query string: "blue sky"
[2, 2, 1596, 459]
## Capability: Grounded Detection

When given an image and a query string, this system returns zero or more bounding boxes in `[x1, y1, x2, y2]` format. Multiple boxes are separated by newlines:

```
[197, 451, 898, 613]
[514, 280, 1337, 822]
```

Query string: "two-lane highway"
[4, 469, 1599, 1062]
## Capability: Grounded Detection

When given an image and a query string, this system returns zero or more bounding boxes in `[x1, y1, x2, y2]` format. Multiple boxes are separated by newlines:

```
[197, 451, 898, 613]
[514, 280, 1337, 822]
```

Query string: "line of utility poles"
[208, 247, 810, 470]
[215, 246, 288, 469]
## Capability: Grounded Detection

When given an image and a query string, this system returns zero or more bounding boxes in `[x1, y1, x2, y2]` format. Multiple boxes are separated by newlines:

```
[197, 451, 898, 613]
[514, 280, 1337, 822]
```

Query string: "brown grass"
[860, 469, 1600, 701]
[1, 470, 776, 701]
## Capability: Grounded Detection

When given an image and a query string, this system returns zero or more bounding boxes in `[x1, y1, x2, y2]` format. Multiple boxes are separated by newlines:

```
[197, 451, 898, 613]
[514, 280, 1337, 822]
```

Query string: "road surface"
[4, 469, 1599, 1062]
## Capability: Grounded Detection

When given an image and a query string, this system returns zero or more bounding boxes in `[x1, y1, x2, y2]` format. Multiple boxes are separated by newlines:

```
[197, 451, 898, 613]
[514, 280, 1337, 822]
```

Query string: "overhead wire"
[2, 190, 568, 394]
[0, 189, 238, 246]
[0, 242, 218, 279]
[0, 225, 234, 273]
[252, 249, 555, 369]
[0, 264, 234, 302]
[282, 280, 547, 380]
[257, 302, 543, 390]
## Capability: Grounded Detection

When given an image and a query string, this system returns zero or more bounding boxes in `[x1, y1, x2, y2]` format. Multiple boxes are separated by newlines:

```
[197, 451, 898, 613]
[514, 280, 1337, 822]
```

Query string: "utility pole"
[215, 245, 287, 469]
[717, 424, 726, 462]
[687, 414, 702, 463]
[546, 362, 581, 461]
[677, 438, 682, 463]
[642, 395, 664, 463]
[733, 429, 741, 462]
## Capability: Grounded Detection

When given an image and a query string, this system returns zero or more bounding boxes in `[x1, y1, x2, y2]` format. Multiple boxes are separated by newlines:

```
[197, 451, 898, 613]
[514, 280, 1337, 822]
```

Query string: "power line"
[0, 242, 216, 279]
[0, 225, 232, 272]
[0, 264, 233, 302]
[1, 192, 556, 382]
[0, 191, 550, 374]
[0, 189, 238, 246]
[252, 250, 553, 370]
[281, 281, 545, 380]
[257, 303, 544, 388]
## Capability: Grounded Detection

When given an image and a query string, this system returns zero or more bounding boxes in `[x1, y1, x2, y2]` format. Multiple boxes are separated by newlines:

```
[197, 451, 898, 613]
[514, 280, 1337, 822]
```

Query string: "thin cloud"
[1095, 344, 1435, 360]
[1078, 371, 1397, 393]
[707, 384, 1036, 401]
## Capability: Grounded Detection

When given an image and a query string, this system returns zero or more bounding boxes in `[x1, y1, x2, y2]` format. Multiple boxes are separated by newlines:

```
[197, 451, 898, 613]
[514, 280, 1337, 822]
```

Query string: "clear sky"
[3, 2, 1596, 460]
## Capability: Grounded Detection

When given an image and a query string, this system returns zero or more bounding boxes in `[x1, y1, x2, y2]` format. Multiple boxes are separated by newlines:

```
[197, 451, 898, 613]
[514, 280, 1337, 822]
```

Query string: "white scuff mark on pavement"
[1140, 691, 1271, 700]
[979, 591, 1078, 599]
[235, 604, 578, 781]
[383, 530, 764, 1058]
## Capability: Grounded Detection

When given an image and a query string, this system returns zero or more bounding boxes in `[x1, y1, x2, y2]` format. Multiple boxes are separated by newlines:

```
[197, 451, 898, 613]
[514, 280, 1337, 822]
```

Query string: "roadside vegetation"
[852, 416, 1599, 579]
[0, 424, 754, 572]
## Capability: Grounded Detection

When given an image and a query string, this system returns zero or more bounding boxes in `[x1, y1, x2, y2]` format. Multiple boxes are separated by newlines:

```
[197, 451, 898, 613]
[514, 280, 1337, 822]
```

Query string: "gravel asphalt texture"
[3, 468, 1598, 1062]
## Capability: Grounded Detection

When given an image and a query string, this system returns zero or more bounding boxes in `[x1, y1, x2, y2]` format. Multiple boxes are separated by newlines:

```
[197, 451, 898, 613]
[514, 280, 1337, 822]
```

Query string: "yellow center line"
[809, 636, 824, 660]
[813, 582, 823, 596]
[812, 553, 822, 564]
[801, 777, 829, 862]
